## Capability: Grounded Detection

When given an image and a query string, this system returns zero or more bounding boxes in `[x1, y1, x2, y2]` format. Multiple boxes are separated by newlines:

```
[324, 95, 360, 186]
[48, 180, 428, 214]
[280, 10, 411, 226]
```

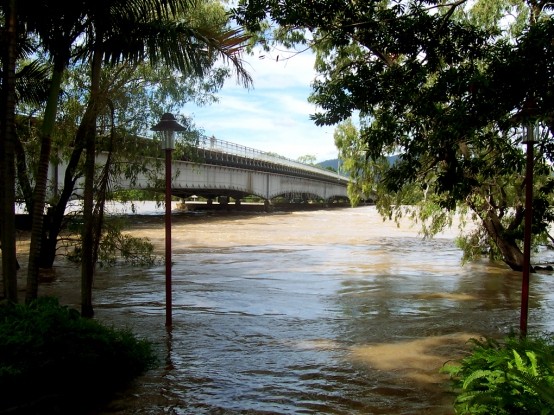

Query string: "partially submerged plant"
[442, 334, 554, 414]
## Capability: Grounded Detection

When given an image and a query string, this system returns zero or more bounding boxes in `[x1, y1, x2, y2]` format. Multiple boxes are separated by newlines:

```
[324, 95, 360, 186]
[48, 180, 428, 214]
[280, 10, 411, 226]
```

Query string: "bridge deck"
[174, 135, 346, 184]
[55, 135, 349, 202]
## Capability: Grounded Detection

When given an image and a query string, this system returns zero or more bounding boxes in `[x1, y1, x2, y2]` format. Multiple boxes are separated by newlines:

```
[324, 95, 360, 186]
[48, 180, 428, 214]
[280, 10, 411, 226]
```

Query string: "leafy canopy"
[232, 0, 554, 269]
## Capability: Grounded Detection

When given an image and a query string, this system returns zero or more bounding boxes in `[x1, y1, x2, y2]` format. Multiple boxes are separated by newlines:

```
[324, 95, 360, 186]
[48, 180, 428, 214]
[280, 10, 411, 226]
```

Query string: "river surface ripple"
[42, 205, 554, 414]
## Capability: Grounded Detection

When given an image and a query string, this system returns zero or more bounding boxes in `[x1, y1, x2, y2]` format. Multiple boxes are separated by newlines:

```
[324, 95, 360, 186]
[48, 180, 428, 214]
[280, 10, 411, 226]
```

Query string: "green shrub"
[66, 217, 159, 267]
[442, 334, 554, 414]
[0, 297, 158, 414]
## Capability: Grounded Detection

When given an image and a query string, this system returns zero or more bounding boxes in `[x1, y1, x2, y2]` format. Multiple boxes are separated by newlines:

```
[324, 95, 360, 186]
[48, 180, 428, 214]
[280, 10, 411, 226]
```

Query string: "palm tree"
[1, 0, 58, 302]
[14, 0, 251, 313]
[20, 0, 89, 303]
[77, 0, 252, 317]
[0, 0, 19, 302]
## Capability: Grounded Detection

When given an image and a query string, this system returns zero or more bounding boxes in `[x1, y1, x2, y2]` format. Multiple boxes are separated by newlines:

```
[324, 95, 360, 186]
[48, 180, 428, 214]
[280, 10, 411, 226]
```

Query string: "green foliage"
[232, 0, 554, 270]
[455, 227, 502, 263]
[12, 0, 253, 284]
[97, 224, 158, 267]
[297, 154, 317, 165]
[111, 189, 160, 202]
[67, 217, 159, 267]
[442, 335, 554, 414]
[0, 297, 158, 413]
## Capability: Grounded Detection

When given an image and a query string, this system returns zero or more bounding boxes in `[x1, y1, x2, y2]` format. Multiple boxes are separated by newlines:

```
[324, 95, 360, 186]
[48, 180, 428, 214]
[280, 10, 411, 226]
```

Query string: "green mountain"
[317, 155, 399, 172]
[317, 159, 340, 171]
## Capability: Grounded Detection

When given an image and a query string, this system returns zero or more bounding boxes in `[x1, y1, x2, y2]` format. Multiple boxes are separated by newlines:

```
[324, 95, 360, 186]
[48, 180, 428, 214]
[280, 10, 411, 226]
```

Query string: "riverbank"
[181, 200, 352, 213]
[13, 200, 353, 231]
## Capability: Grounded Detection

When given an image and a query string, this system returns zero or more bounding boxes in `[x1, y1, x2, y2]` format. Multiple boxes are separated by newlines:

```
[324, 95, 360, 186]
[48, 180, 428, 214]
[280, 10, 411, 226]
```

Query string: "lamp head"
[151, 113, 187, 150]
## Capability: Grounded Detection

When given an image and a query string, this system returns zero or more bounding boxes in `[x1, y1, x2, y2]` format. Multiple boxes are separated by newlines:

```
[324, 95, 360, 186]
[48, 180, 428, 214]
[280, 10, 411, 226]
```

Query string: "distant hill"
[317, 155, 399, 172]
[317, 159, 340, 171]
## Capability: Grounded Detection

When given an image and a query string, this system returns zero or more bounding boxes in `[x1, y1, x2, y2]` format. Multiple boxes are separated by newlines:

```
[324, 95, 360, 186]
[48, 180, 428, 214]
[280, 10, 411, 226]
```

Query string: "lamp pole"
[151, 113, 186, 328]
[521, 122, 535, 337]
[513, 97, 539, 338]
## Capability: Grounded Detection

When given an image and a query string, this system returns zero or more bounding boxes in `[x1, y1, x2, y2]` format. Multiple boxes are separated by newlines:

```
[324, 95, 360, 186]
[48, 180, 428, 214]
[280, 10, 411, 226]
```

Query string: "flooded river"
[35, 205, 554, 414]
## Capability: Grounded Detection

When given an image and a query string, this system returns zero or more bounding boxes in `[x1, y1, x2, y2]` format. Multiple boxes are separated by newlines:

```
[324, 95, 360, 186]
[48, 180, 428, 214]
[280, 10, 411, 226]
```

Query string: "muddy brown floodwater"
[18, 205, 554, 414]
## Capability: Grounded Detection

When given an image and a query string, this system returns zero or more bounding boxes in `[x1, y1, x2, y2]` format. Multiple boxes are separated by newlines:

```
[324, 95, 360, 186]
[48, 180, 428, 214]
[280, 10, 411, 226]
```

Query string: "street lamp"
[521, 121, 536, 338]
[151, 113, 186, 328]
[516, 98, 538, 338]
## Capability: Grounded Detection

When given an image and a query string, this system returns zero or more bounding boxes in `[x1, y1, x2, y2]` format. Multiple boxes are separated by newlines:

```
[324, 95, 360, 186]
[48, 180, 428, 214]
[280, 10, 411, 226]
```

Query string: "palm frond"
[189, 26, 253, 87]
[103, 20, 252, 87]
[16, 60, 51, 106]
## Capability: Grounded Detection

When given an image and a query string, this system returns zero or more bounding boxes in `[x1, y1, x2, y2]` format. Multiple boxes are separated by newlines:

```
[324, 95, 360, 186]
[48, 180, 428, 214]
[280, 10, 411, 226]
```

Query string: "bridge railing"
[196, 136, 345, 181]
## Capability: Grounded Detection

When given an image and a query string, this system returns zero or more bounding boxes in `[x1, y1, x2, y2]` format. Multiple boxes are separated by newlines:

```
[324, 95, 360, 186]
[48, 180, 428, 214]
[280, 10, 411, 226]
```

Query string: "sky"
[183, 48, 339, 163]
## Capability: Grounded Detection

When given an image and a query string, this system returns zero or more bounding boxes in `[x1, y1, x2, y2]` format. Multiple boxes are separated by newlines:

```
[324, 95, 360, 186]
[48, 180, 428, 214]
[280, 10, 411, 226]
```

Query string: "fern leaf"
[462, 369, 504, 390]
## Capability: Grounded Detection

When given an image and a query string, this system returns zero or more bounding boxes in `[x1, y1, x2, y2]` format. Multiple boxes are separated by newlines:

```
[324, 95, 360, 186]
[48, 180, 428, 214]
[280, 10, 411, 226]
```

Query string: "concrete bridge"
[50, 136, 349, 207]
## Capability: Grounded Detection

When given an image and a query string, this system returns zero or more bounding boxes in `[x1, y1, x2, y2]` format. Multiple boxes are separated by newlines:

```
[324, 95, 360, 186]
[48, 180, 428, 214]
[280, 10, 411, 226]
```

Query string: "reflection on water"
[40, 206, 554, 414]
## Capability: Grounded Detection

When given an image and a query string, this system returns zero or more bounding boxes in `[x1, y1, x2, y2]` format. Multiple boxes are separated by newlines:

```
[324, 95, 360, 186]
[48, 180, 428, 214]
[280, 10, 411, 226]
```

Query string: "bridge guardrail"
[197, 136, 345, 182]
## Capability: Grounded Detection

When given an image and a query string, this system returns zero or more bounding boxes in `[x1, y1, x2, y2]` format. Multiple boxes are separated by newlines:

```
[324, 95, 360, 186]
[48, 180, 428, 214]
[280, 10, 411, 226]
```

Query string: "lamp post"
[521, 121, 536, 337]
[151, 113, 186, 327]
[515, 98, 538, 338]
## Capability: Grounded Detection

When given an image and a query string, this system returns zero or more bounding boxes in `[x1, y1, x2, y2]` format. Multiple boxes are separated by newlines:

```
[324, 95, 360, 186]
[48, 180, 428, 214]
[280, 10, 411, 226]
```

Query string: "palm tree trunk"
[36, 105, 90, 269]
[81, 49, 103, 318]
[0, 0, 19, 302]
[26, 64, 65, 303]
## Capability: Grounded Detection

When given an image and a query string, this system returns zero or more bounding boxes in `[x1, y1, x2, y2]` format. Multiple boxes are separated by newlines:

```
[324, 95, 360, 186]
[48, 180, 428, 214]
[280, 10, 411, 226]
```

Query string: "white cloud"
[183, 48, 338, 162]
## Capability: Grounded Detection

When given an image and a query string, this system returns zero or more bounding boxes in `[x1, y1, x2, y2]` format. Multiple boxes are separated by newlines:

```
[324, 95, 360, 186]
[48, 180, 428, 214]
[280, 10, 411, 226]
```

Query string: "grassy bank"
[0, 297, 157, 414]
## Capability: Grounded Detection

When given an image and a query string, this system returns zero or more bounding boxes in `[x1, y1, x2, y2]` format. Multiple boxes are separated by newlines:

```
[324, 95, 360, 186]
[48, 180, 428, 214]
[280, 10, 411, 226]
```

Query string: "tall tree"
[0, 0, 19, 301]
[232, 0, 554, 271]
[15, 56, 228, 272]
[21, 0, 88, 303]
[78, 0, 251, 317]
[1, 9, 55, 300]
[12, 0, 251, 313]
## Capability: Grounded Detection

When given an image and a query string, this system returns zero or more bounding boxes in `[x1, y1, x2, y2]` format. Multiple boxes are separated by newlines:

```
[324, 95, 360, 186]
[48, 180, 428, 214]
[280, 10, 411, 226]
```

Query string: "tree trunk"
[482, 213, 525, 271]
[32, 106, 90, 269]
[81, 125, 96, 317]
[17, 74, 101, 272]
[81, 49, 103, 318]
[14, 131, 34, 212]
[26, 64, 65, 303]
[1, 0, 19, 302]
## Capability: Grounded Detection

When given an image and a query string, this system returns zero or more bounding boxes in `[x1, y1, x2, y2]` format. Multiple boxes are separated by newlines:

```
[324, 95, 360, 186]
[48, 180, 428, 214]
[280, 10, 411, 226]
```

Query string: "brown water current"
[28, 205, 554, 414]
